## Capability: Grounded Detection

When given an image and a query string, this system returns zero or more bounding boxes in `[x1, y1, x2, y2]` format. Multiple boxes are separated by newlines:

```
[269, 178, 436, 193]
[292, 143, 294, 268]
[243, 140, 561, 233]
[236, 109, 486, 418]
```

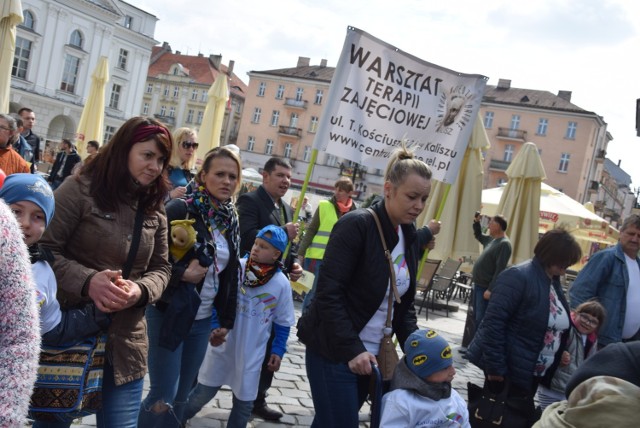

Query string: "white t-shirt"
[381, 387, 470, 427]
[359, 228, 410, 355]
[33, 260, 62, 335]
[623, 254, 640, 339]
[197, 258, 296, 401]
[196, 228, 230, 321]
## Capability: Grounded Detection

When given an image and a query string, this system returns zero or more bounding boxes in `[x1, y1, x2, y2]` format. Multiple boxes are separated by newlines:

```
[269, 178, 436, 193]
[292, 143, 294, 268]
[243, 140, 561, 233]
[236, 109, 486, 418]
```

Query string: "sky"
[130, 0, 640, 191]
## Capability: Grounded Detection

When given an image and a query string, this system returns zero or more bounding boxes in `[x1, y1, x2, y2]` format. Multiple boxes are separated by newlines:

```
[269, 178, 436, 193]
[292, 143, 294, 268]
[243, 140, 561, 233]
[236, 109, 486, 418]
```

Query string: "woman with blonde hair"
[167, 127, 198, 200]
[297, 146, 432, 427]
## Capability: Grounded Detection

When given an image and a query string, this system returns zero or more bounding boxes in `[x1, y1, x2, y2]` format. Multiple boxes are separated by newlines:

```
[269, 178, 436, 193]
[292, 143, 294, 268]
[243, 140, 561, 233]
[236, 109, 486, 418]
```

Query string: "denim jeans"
[182, 383, 253, 428]
[138, 305, 211, 428]
[301, 258, 322, 313]
[305, 348, 370, 428]
[474, 283, 489, 323]
[33, 361, 144, 428]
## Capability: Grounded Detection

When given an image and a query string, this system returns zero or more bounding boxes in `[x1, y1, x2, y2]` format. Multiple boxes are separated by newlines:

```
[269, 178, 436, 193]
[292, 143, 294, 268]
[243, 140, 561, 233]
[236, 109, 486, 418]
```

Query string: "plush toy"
[169, 219, 197, 261]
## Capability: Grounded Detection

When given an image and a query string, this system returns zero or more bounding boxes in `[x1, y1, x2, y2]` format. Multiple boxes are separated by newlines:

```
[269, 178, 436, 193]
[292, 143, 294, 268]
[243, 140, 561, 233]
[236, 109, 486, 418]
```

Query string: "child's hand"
[209, 328, 228, 347]
[267, 354, 282, 372]
[560, 351, 571, 366]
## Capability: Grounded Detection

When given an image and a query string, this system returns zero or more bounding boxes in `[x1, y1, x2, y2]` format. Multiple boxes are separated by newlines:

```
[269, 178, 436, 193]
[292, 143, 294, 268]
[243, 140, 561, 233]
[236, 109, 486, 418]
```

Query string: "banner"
[314, 27, 487, 183]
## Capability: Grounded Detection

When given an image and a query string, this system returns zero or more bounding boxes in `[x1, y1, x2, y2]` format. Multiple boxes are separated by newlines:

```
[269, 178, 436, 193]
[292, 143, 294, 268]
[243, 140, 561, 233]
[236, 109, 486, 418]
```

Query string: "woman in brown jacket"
[40, 117, 172, 427]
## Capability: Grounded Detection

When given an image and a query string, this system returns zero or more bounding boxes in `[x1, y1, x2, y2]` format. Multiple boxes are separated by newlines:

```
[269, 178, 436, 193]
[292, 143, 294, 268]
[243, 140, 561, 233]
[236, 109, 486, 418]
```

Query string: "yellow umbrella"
[497, 141, 546, 264]
[75, 56, 109, 158]
[417, 114, 491, 261]
[196, 73, 229, 163]
[0, 0, 23, 112]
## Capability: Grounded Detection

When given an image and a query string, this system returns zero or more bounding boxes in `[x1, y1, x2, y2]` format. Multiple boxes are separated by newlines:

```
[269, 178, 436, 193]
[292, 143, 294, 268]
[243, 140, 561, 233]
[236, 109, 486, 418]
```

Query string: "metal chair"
[415, 259, 441, 316]
[428, 258, 462, 317]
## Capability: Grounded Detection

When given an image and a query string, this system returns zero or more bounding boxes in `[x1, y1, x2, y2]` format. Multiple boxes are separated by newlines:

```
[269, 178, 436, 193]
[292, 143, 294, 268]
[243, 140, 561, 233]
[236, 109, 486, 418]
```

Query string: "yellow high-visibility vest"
[306, 200, 339, 260]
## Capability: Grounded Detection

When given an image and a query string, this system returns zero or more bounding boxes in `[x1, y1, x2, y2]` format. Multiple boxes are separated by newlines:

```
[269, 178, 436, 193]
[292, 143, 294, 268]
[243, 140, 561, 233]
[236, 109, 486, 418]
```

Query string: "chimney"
[320, 59, 327, 68]
[618, 160, 622, 167]
[557, 90, 572, 102]
[209, 54, 222, 70]
[150, 42, 172, 64]
[297, 56, 310, 67]
[175, 51, 180, 55]
[197, 53, 203, 57]
[496, 79, 511, 90]
[227, 60, 235, 76]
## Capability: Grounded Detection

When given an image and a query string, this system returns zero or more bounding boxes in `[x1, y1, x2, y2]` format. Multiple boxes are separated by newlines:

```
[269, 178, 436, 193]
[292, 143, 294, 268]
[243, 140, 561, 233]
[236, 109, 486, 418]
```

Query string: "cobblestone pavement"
[50, 297, 484, 428]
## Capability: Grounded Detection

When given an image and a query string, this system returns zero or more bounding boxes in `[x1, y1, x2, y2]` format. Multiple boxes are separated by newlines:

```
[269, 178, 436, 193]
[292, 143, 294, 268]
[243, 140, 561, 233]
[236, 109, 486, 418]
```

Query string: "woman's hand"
[209, 328, 228, 346]
[289, 262, 303, 282]
[87, 270, 130, 312]
[348, 352, 377, 375]
[267, 354, 282, 372]
[483, 289, 492, 300]
[560, 350, 571, 366]
[169, 186, 187, 200]
[182, 258, 208, 283]
[113, 279, 143, 310]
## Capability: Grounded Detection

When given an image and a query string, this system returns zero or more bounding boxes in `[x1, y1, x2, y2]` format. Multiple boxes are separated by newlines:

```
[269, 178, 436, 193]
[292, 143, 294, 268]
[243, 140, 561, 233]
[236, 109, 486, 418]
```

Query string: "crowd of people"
[0, 111, 639, 428]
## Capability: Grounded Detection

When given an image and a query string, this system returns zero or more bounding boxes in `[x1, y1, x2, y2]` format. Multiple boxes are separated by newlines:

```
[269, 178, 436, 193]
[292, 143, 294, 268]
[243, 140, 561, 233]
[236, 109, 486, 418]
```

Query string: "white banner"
[314, 27, 487, 183]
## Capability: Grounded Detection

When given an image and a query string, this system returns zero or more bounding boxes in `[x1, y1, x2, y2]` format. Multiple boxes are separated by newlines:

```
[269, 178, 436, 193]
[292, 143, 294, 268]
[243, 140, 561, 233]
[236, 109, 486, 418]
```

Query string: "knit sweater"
[0, 200, 41, 427]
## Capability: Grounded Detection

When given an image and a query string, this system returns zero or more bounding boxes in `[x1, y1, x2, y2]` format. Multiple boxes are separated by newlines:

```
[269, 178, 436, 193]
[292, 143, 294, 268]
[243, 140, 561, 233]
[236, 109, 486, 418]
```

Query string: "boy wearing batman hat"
[182, 225, 296, 426]
[381, 329, 470, 427]
[0, 174, 109, 346]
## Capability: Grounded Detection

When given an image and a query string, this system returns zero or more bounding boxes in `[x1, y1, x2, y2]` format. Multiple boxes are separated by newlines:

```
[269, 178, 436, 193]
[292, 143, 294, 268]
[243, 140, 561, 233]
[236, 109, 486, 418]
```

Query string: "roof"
[604, 158, 632, 187]
[251, 64, 336, 83]
[148, 47, 247, 98]
[483, 84, 591, 114]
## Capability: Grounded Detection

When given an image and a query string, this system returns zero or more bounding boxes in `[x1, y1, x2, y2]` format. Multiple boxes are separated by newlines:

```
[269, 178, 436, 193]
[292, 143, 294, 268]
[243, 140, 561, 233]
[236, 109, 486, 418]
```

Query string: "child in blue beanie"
[181, 225, 296, 426]
[0, 173, 109, 345]
[381, 329, 470, 427]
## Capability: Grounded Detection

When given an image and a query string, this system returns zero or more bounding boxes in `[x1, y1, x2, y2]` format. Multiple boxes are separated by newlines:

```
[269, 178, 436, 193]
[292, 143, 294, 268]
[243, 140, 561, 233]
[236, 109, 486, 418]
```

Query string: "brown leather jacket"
[40, 176, 171, 385]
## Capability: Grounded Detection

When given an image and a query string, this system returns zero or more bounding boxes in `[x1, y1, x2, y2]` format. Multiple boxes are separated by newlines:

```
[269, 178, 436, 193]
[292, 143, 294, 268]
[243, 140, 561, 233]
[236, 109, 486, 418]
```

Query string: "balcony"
[489, 158, 511, 171]
[496, 127, 527, 142]
[588, 180, 600, 193]
[278, 126, 302, 138]
[595, 149, 606, 162]
[153, 114, 175, 126]
[284, 98, 308, 110]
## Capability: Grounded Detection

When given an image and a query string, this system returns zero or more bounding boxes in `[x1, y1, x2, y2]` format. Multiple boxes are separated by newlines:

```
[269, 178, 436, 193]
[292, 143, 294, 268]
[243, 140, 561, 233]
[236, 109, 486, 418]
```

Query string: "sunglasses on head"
[182, 141, 199, 149]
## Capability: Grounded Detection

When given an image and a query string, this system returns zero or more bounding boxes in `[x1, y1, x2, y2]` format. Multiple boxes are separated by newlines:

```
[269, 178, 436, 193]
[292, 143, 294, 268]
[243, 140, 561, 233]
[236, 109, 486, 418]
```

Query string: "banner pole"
[416, 183, 451, 279]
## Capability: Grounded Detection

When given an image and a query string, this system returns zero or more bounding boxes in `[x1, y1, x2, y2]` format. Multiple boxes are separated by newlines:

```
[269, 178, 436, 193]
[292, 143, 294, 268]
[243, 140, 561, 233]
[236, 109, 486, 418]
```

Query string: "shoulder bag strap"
[122, 200, 145, 279]
[367, 208, 401, 330]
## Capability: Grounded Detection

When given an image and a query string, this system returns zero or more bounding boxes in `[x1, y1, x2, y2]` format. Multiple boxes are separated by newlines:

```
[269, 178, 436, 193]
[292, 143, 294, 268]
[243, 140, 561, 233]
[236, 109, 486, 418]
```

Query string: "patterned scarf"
[242, 257, 282, 292]
[186, 184, 241, 272]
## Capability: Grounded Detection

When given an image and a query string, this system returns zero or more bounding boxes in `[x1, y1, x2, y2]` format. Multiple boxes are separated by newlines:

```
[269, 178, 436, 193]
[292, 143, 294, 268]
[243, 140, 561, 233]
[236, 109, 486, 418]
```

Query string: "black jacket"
[297, 200, 419, 363]
[164, 198, 239, 330]
[49, 150, 81, 182]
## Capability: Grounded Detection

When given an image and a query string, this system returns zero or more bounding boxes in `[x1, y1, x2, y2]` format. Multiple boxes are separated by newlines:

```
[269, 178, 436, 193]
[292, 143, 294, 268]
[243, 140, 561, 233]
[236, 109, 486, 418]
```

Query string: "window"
[497, 177, 507, 186]
[483, 111, 494, 129]
[252, 107, 261, 124]
[537, 118, 548, 136]
[326, 154, 338, 167]
[503, 144, 514, 162]
[559, 153, 570, 172]
[270, 110, 280, 127]
[265, 139, 274, 155]
[303, 146, 311, 162]
[12, 37, 31, 79]
[566, 122, 577, 139]
[169, 106, 175, 118]
[173, 86, 179, 98]
[142, 102, 149, 115]
[109, 84, 121, 109]
[201, 90, 207, 102]
[284, 143, 292, 158]
[295, 87, 304, 102]
[146, 83, 153, 93]
[247, 136, 255, 152]
[258, 82, 266, 97]
[22, 11, 34, 30]
[196, 111, 203, 124]
[124, 15, 133, 29]
[315, 89, 324, 105]
[276, 85, 285, 99]
[510, 114, 520, 130]
[186, 109, 194, 123]
[160, 105, 166, 116]
[163, 86, 170, 96]
[69, 30, 83, 48]
[309, 116, 319, 133]
[117, 49, 128, 70]
[289, 112, 299, 128]
[191, 89, 198, 100]
[104, 125, 116, 145]
[60, 54, 80, 93]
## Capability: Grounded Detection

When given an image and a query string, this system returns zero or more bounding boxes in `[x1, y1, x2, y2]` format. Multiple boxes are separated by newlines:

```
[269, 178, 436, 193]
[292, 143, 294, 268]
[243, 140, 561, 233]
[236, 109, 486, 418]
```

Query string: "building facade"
[9, 0, 158, 155]
[479, 79, 610, 204]
[596, 158, 634, 226]
[142, 43, 247, 146]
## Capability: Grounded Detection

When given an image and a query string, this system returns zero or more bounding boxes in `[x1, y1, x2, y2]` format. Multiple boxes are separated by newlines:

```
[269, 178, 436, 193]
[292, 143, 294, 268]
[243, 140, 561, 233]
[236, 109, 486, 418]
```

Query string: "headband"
[131, 124, 171, 145]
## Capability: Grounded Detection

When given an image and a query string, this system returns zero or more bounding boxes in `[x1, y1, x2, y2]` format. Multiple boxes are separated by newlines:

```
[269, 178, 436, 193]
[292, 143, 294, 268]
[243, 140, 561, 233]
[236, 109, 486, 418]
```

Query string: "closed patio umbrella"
[0, 0, 23, 112]
[196, 73, 229, 163]
[75, 56, 109, 157]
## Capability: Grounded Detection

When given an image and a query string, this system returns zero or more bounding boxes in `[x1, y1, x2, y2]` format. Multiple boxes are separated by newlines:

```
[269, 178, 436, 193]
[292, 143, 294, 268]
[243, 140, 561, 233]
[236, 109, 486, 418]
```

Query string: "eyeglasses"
[182, 141, 199, 149]
[0, 125, 11, 132]
[578, 312, 599, 327]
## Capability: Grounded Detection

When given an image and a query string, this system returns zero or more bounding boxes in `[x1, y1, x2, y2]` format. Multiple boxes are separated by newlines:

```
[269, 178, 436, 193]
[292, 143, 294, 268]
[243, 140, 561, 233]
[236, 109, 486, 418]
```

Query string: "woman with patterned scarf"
[139, 147, 242, 427]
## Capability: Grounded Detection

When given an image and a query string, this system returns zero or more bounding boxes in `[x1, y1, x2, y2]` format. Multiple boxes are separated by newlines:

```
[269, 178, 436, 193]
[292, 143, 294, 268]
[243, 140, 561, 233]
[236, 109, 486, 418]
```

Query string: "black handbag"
[467, 380, 537, 428]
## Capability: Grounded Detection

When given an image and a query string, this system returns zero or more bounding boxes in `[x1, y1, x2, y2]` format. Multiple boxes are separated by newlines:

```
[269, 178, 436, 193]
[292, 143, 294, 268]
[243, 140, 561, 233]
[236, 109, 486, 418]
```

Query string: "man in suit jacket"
[236, 157, 301, 421]
[48, 139, 81, 190]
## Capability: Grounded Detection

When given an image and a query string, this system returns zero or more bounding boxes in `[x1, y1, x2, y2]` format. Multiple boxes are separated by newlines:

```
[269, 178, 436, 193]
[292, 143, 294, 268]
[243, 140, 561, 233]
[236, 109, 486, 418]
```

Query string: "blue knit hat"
[404, 329, 453, 379]
[256, 224, 288, 253]
[0, 173, 55, 227]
